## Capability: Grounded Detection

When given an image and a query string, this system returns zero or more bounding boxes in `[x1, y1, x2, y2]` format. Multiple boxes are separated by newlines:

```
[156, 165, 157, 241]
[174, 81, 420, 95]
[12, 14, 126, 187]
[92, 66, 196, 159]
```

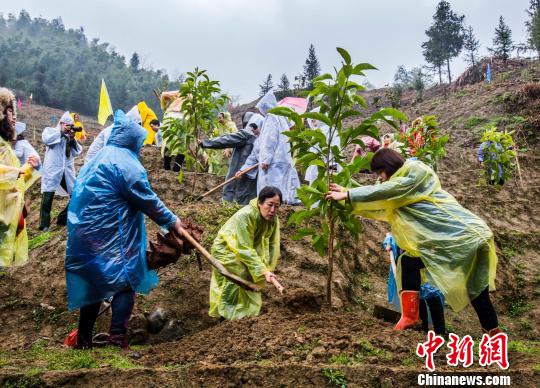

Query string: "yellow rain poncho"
[348, 160, 497, 312]
[209, 198, 280, 320]
[69, 113, 88, 141]
[137, 101, 159, 145]
[0, 137, 40, 267]
[208, 112, 237, 176]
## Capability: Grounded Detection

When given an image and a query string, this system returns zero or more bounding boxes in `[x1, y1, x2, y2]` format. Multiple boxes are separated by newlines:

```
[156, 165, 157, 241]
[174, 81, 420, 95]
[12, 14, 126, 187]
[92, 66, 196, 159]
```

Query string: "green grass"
[463, 116, 488, 129]
[0, 342, 139, 372]
[28, 231, 52, 250]
[508, 340, 540, 356]
[503, 294, 534, 318]
[321, 368, 348, 387]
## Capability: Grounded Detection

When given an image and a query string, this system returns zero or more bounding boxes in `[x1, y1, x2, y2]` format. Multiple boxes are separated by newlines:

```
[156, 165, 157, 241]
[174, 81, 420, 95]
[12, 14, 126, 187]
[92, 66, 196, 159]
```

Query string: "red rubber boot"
[394, 291, 420, 330]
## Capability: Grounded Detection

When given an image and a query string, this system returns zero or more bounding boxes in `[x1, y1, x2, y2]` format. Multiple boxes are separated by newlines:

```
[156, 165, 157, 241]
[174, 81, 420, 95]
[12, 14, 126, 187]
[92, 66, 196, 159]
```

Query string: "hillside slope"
[1, 63, 539, 386]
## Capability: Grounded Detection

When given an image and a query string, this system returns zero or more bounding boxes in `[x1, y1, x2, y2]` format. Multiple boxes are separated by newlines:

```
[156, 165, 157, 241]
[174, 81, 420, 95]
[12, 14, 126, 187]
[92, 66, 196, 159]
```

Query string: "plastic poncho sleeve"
[226, 212, 271, 282]
[70, 140, 82, 157]
[0, 165, 20, 189]
[117, 167, 176, 229]
[202, 130, 250, 150]
[42, 127, 62, 146]
[240, 138, 260, 178]
[349, 163, 437, 214]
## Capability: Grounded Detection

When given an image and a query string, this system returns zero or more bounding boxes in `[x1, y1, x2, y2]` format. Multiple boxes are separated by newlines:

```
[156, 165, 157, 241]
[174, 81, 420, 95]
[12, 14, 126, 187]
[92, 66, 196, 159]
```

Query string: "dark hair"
[0, 106, 14, 142]
[258, 186, 282, 204]
[249, 123, 258, 130]
[149, 119, 160, 126]
[370, 148, 405, 177]
[241, 112, 251, 126]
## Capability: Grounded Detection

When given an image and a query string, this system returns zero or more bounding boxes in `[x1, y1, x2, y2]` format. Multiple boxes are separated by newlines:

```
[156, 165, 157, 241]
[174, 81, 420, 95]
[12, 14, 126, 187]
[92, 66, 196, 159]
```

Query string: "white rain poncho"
[348, 160, 498, 312]
[84, 105, 140, 164]
[14, 122, 41, 169]
[84, 125, 113, 164]
[41, 111, 82, 195]
[256, 93, 300, 204]
[304, 109, 342, 185]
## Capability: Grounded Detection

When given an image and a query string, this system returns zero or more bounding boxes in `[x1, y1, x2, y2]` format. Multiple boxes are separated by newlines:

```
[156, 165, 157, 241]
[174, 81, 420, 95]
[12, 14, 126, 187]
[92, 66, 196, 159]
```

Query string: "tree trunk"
[326, 204, 335, 305]
[437, 65, 442, 85]
[446, 58, 452, 84]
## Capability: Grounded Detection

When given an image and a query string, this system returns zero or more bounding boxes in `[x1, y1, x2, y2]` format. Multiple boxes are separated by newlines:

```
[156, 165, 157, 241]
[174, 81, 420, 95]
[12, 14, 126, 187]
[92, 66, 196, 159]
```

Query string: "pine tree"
[277, 73, 290, 94]
[490, 16, 513, 62]
[463, 25, 480, 67]
[303, 44, 321, 89]
[130, 52, 140, 71]
[259, 74, 273, 96]
[526, 0, 540, 56]
[422, 1, 465, 83]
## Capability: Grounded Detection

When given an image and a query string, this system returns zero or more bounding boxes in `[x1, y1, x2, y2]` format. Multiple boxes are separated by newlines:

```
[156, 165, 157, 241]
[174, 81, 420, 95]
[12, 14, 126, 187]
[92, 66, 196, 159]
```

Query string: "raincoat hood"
[15, 122, 26, 135]
[246, 113, 264, 132]
[58, 111, 74, 126]
[242, 111, 255, 127]
[107, 110, 147, 155]
[256, 92, 277, 116]
[126, 105, 142, 125]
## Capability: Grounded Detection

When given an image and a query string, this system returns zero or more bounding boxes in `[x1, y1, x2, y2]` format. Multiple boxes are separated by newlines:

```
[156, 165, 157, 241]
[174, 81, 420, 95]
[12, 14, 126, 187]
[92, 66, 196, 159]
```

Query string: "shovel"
[175, 225, 284, 294]
[195, 164, 258, 201]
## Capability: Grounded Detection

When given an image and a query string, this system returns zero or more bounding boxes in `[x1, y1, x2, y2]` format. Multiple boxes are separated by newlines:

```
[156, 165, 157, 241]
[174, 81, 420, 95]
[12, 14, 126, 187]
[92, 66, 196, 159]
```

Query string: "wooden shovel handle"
[195, 164, 258, 201]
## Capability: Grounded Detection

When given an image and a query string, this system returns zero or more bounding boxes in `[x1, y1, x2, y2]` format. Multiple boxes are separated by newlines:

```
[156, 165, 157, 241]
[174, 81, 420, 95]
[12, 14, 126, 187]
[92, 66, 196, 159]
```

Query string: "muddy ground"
[0, 63, 539, 387]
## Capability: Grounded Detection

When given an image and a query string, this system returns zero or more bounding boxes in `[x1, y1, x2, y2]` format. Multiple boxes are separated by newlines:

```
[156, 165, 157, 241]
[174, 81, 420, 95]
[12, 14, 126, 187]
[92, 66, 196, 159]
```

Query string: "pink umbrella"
[278, 97, 308, 114]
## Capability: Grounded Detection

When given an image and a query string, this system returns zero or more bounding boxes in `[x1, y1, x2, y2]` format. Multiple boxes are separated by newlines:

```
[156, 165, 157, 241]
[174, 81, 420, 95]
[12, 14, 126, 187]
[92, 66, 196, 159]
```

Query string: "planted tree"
[479, 127, 516, 185]
[396, 116, 449, 169]
[161, 67, 229, 191]
[270, 48, 407, 303]
[490, 16, 514, 62]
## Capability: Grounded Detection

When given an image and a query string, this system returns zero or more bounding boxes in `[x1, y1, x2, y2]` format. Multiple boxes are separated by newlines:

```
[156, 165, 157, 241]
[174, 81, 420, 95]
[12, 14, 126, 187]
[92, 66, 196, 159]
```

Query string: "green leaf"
[313, 73, 333, 82]
[353, 63, 377, 74]
[301, 112, 332, 127]
[336, 47, 351, 64]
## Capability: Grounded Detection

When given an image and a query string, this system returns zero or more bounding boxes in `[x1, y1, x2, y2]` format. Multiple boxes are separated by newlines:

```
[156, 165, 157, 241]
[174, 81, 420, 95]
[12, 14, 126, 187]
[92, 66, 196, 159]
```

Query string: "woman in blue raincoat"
[65, 110, 184, 349]
[326, 149, 500, 336]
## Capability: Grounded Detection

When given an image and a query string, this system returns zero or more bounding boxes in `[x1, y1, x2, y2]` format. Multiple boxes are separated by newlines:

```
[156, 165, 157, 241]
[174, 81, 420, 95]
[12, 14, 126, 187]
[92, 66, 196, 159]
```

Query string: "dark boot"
[426, 296, 446, 336]
[107, 333, 129, 349]
[39, 192, 54, 230]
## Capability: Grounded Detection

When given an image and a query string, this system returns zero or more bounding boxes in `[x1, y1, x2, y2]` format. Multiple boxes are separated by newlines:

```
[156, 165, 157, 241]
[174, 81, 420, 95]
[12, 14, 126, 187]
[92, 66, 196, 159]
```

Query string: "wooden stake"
[195, 164, 258, 201]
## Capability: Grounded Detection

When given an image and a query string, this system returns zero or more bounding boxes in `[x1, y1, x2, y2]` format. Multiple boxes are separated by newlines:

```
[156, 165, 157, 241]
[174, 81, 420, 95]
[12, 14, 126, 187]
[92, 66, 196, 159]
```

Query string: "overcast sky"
[0, 0, 531, 102]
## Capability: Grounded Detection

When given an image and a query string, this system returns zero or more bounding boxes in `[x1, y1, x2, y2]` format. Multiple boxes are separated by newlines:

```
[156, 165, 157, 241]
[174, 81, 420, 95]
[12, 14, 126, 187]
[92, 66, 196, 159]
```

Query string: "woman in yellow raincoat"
[137, 102, 159, 146]
[326, 149, 500, 335]
[69, 113, 88, 142]
[207, 112, 237, 176]
[0, 88, 40, 267]
[209, 186, 282, 320]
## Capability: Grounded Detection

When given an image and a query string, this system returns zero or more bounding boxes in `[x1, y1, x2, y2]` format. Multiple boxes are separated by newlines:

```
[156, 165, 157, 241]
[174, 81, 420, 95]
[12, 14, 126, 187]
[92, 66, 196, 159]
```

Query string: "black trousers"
[401, 255, 498, 331]
[39, 174, 69, 229]
[77, 288, 136, 347]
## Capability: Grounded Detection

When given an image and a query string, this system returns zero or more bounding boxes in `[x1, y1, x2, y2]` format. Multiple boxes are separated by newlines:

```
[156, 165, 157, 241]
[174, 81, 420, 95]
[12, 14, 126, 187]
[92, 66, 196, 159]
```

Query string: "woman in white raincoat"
[256, 92, 301, 204]
[39, 111, 82, 230]
[85, 105, 141, 164]
[14, 122, 41, 168]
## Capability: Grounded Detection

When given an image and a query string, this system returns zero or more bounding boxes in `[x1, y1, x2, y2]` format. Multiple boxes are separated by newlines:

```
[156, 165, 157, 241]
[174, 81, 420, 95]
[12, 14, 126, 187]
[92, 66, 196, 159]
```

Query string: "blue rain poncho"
[256, 92, 300, 204]
[65, 110, 177, 310]
[350, 160, 497, 312]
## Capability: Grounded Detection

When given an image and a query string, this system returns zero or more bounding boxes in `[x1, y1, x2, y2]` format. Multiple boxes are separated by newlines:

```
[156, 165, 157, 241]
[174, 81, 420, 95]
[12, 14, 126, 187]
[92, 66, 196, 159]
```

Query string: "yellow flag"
[97, 79, 113, 125]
